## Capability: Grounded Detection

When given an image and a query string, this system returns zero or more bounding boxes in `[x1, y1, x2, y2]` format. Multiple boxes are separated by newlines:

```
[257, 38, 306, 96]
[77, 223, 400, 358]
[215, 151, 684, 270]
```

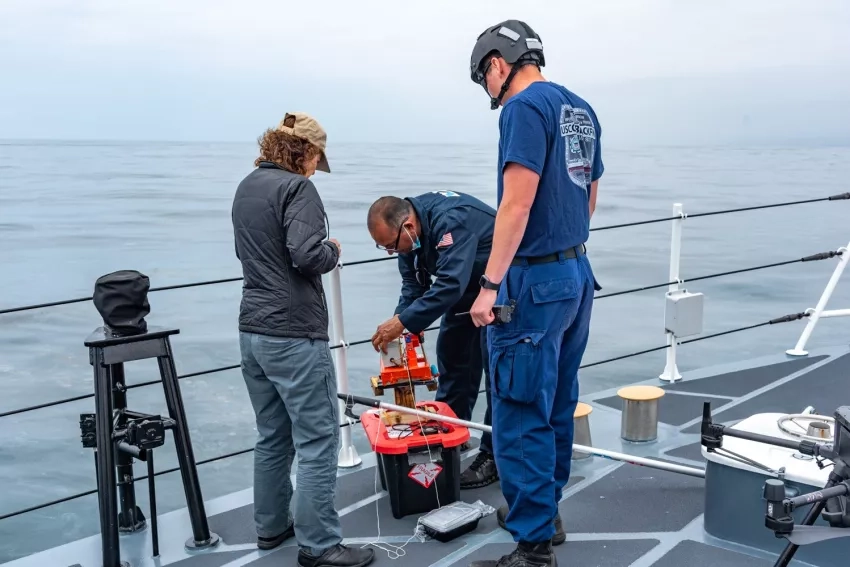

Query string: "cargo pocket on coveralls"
[491, 330, 546, 404]
[529, 277, 579, 304]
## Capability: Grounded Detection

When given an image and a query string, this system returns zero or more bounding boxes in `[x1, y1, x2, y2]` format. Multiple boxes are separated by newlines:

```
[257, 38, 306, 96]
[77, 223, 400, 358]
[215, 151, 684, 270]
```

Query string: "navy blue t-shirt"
[497, 81, 603, 257]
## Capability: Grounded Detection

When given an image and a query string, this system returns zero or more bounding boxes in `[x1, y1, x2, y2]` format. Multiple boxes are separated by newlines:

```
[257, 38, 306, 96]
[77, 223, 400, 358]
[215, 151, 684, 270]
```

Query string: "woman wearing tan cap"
[231, 113, 374, 567]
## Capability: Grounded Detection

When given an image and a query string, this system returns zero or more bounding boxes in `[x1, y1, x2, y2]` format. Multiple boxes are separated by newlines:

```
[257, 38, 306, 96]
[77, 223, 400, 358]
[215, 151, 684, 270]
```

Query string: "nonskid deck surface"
[8, 347, 850, 567]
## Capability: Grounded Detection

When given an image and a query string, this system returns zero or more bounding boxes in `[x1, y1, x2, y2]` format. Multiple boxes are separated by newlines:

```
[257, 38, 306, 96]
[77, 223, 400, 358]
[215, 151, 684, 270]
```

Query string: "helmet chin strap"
[488, 59, 533, 110]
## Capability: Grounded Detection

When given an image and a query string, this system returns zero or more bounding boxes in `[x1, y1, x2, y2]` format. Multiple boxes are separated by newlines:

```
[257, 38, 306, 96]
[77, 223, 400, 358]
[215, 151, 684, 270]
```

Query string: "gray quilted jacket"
[231, 161, 340, 341]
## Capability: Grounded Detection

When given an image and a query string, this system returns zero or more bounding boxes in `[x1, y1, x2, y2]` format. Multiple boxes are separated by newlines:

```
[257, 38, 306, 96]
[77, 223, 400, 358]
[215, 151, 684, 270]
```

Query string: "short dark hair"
[367, 196, 411, 232]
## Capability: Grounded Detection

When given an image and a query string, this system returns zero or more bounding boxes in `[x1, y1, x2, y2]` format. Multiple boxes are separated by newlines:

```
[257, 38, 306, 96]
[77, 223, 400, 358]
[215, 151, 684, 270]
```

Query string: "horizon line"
[2, 136, 850, 150]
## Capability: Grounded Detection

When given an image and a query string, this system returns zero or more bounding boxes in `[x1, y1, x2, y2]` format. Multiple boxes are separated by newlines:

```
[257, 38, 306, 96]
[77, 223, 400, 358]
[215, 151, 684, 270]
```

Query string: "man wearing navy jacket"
[367, 191, 499, 489]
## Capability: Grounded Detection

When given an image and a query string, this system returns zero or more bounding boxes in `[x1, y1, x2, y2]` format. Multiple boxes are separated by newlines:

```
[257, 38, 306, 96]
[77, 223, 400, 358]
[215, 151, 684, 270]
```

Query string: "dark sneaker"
[257, 523, 294, 550]
[297, 543, 375, 567]
[496, 505, 565, 546]
[469, 541, 555, 567]
[460, 441, 471, 452]
[460, 451, 499, 489]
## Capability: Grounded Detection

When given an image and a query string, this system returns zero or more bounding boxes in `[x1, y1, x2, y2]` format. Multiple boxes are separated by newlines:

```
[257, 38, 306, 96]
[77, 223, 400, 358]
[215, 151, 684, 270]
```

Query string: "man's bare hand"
[329, 238, 342, 257]
[470, 288, 497, 327]
[371, 315, 405, 353]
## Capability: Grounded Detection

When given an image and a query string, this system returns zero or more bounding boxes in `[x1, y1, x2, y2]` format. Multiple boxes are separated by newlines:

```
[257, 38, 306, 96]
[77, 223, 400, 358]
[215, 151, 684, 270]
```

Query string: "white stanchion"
[328, 264, 362, 468]
[660, 203, 685, 383]
[787, 245, 850, 356]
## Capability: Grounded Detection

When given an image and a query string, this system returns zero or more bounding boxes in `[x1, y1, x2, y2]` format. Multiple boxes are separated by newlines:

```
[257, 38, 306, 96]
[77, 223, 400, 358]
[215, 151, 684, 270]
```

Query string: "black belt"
[511, 244, 586, 266]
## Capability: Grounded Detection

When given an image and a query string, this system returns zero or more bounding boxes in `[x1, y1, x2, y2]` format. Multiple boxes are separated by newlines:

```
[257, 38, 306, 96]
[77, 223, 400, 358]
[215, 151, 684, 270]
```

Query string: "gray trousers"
[239, 332, 342, 556]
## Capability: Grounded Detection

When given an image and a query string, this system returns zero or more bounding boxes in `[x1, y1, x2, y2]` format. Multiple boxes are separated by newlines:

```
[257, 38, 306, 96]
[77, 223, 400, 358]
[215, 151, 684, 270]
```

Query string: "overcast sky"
[1, 1, 849, 146]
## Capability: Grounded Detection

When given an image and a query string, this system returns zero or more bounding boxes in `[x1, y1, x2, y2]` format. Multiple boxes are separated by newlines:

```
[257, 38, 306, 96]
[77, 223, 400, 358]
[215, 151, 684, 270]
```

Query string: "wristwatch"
[479, 275, 501, 291]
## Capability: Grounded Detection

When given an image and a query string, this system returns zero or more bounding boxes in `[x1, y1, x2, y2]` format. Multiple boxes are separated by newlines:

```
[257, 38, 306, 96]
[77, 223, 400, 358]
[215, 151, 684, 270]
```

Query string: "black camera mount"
[81, 326, 220, 567]
[700, 401, 850, 567]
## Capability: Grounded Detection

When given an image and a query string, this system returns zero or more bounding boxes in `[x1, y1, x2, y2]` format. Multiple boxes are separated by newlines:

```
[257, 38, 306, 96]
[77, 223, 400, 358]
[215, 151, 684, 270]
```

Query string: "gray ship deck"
[7, 345, 850, 567]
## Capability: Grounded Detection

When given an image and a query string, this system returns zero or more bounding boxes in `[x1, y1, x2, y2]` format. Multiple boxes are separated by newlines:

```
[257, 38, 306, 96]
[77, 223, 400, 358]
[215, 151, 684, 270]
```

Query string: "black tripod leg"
[93, 449, 107, 557]
[148, 453, 159, 557]
[94, 360, 127, 567]
[157, 338, 219, 550]
[773, 474, 839, 567]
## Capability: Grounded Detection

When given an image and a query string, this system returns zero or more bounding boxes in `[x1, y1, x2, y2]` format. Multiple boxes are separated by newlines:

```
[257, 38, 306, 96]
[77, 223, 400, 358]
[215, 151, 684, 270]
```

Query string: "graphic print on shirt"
[559, 104, 597, 189]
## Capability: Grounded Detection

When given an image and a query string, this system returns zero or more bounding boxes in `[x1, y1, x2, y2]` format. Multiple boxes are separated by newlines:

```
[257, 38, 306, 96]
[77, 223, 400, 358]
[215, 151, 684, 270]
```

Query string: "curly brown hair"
[254, 115, 321, 175]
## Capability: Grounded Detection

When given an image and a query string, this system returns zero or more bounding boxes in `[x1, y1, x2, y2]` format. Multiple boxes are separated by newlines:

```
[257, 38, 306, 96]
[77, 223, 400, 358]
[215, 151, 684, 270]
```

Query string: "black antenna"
[700, 401, 722, 450]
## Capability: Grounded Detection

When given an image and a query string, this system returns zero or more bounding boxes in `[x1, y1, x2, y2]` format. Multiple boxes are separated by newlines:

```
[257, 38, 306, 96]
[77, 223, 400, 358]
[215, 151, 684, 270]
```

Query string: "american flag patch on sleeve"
[436, 232, 453, 248]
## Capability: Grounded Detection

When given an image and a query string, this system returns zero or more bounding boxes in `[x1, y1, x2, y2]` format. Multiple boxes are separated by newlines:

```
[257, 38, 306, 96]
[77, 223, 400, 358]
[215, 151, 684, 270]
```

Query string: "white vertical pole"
[786, 245, 849, 357]
[659, 203, 684, 383]
[328, 264, 362, 468]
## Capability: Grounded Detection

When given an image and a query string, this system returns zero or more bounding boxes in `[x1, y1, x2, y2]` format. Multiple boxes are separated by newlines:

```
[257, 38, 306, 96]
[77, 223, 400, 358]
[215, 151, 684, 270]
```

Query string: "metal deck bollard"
[617, 385, 665, 442]
[572, 402, 593, 460]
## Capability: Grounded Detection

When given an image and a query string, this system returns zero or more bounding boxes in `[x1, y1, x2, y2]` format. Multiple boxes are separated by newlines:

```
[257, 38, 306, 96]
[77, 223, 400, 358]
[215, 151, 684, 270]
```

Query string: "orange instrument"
[370, 332, 439, 425]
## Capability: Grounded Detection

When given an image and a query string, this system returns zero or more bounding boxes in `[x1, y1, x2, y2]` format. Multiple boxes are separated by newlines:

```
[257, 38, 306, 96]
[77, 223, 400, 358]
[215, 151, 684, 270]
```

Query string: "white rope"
[360, 335, 440, 559]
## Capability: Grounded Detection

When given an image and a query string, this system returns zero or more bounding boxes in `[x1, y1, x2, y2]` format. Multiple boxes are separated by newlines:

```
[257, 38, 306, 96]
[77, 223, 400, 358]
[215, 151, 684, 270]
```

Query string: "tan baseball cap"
[277, 112, 331, 173]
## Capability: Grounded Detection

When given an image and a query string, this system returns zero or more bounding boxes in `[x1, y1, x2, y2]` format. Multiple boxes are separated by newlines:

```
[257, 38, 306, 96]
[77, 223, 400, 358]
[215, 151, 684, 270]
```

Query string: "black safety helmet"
[469, 20, 545, 110]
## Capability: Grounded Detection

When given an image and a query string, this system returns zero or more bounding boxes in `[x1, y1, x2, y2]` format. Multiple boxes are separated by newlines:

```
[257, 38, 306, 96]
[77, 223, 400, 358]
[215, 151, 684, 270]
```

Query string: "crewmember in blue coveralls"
[367, 191, 500, 489]
[467, 20, 603, 567]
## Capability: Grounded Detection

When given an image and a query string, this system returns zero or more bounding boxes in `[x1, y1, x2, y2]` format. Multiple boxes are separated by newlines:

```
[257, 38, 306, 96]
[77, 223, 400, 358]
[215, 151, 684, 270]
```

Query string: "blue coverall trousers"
[488, 250, 596, 544]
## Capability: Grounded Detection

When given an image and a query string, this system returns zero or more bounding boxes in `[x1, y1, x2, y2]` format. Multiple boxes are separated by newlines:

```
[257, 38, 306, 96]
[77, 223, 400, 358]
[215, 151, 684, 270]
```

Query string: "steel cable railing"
[1, 193, 849, 522]
[586, 192, 849, 232]
[0, 308, 812, 522]
[0, 248, 843, 420]
[577, 311, 808, 369]
[2, 193, 847, 317]
[0, 276, 244, 316]
[595, 251, 842, 300]
[0, 325, 438, 419]
[685, 193, 850, 220]
[0, 447, 255, 522]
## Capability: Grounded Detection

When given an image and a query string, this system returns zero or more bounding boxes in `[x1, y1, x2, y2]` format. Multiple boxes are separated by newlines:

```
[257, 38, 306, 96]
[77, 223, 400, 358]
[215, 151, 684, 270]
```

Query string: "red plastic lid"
[359, 401, 471, 455]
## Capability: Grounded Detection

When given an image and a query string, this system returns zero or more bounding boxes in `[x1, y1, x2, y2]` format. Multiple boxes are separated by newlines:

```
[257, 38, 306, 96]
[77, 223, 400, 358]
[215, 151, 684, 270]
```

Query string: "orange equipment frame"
[370, 332, 439, 425]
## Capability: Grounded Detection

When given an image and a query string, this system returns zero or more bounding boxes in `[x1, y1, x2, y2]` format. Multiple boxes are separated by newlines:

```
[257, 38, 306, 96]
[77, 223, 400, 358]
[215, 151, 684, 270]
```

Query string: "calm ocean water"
[1, 139, 849, 561]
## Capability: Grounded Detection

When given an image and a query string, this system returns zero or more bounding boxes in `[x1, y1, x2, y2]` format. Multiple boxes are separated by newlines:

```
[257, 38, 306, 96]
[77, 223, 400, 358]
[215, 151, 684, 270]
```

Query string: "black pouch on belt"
[92, 270, 151, 336]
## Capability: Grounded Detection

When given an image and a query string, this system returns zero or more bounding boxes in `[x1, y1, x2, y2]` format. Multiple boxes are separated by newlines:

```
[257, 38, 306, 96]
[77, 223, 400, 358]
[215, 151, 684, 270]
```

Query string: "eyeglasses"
[375, 217, 409, 253]
[473, 60, 493, 94]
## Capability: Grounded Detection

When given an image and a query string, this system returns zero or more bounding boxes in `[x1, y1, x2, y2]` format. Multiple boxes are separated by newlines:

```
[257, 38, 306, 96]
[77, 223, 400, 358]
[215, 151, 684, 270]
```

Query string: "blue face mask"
[405, 227, 421, 251]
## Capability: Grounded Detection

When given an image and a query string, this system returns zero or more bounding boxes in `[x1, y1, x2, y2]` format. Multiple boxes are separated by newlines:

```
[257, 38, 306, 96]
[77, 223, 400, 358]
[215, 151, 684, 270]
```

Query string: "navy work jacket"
[394, 191, 495, 333]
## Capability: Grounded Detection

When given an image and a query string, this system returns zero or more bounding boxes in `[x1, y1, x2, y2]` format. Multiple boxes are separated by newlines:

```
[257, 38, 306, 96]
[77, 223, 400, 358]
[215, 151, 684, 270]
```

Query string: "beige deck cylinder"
[618, 385, 665, 442]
